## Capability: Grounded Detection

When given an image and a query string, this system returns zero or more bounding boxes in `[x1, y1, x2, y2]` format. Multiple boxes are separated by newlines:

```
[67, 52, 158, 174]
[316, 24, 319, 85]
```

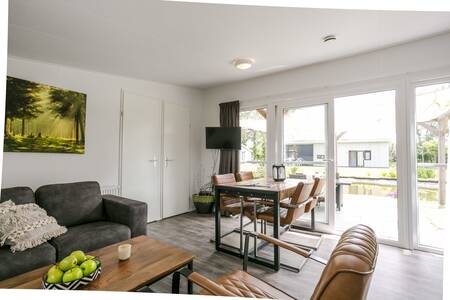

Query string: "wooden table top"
[216, 177, 309, 190]
[215, 177, 313, 199]
[0, 235, 194, 291]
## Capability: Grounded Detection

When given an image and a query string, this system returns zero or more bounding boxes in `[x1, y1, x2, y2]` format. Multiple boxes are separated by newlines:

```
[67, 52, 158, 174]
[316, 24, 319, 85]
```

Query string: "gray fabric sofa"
[0, 181, 147, 281]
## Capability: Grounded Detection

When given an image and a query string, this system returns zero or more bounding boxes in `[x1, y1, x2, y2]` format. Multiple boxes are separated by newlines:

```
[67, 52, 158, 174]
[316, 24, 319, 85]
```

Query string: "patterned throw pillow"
[0, 200, 67, 252]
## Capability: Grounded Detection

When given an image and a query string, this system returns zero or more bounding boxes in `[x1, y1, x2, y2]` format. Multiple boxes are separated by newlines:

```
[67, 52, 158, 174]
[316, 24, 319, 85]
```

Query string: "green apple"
[46, 265, 63, 284]
[62, 267, 83, 283]
[70, 250, 87, 264]
[58, 255, 78, 271]
[85, 255, 95, 260]
[80, 259, 97, 276]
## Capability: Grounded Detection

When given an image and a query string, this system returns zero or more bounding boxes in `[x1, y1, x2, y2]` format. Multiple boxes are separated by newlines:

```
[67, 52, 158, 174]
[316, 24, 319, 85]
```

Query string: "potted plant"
[192, 183, 215, 214]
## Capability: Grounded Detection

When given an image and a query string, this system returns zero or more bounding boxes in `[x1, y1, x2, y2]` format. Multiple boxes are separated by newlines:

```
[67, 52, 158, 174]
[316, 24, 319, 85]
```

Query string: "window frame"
[239, 105, 269, 177]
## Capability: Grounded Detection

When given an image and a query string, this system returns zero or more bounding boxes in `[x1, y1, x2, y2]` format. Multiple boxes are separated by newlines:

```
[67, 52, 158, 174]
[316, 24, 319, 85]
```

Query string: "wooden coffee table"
[0, 235, 194, 292]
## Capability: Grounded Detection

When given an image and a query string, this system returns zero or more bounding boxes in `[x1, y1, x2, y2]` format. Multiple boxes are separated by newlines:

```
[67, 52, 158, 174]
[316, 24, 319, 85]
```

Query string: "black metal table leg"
[273, 194, 280, 271]
[336, 185, 341, 211]
[311, 207, 316, 231]
[215, 188, 221, 250]
[187, 261, 193, 294]
[172, 271, 181, 294]
[240, 196, 244, 253]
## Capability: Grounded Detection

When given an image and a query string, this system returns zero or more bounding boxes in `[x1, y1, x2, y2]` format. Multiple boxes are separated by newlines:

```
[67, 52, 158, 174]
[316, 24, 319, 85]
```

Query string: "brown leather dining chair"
[286, 177, 326, 250]
[212, 173, 243, 216]
[304, 177, 326, 231]
[244, 177, 325, 251]
[243, 181, 313, 233]
[236, 171, 254, 182]
[173, 224, 378, 300]
[212, 173, 254, 250]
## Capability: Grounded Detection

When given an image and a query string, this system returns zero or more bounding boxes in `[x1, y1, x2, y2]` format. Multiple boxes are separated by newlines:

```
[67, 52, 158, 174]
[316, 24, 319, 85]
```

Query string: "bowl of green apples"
[42, 250, 101, 290]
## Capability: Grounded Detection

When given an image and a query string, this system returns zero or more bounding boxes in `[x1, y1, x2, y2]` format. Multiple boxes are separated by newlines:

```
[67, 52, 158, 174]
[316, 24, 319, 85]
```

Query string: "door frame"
[276, 96, 336, 233]
[406, 75, 450, 254]
[332, 81, 406, 248]
[119, 89, 164, 222]
[273, 80, 406, 247]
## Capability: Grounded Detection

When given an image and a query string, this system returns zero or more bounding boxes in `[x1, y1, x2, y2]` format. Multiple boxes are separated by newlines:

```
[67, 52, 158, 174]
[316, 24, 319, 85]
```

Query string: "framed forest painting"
[4, 76, 86, 154]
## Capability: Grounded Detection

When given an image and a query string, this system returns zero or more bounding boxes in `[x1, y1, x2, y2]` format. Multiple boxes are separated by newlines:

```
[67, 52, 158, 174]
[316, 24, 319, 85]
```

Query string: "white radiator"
[100, 185, 121, 196]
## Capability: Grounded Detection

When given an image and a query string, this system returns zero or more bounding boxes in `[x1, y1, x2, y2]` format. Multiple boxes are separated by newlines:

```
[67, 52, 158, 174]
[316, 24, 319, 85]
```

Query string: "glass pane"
[415, 83, 449, 249]
[335, 90, 398, 241]
[240, 108, 267, 178]
[283, 104, 328, 223]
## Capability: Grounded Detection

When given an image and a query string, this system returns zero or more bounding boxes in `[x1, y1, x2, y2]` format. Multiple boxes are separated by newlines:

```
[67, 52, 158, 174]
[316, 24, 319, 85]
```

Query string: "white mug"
[118, 244, 132, 260]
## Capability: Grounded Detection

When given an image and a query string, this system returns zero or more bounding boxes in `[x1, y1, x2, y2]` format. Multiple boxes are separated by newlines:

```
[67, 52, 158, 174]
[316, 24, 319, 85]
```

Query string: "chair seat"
[223, 199, 256, 215]
[201, 270, 295, 299]
[50, 221, 131, 260]
[243, 205, 289, 225]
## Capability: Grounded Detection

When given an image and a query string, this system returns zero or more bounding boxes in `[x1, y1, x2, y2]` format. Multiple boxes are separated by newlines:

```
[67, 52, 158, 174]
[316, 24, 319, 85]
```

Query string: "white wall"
[201, 32, 450, 182]
[3, 57, 204, 201]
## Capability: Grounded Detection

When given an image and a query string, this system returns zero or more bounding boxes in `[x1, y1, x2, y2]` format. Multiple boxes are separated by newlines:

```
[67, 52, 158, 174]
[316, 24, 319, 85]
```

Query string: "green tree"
[417, 140, 438, 163]
[5, 76, 42, 136]
[49, 88, 86, 143]
[242, 128, 266, 161]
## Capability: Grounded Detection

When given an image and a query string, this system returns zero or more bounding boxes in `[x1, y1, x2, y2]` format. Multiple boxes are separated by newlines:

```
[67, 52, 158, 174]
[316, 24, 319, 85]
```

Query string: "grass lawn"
[4, 135, 84, 154]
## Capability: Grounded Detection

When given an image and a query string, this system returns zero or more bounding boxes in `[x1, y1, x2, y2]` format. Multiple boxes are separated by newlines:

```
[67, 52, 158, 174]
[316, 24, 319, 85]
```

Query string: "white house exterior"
[285, 140, 390, 168]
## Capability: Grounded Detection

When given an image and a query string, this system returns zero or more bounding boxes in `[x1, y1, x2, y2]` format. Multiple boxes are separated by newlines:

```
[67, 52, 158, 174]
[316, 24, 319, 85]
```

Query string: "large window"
[415, 82, 449, 250]
[240, 108, 267, 178]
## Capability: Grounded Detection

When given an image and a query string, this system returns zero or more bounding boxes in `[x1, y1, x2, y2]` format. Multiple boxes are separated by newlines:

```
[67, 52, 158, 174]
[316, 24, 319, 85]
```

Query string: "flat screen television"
[205, 127, 241, 150]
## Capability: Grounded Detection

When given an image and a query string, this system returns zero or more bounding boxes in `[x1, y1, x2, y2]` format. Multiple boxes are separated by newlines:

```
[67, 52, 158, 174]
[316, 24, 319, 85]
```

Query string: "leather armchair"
[173, 224, 378, 300]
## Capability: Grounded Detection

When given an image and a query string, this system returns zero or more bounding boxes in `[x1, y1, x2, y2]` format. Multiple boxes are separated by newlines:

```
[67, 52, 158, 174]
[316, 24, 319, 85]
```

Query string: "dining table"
[214, 177, 309, 271]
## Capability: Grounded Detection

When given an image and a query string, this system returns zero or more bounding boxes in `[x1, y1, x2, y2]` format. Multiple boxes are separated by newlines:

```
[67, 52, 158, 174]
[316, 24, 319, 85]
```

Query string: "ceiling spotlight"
[322, 35, 336, 43]
[232, 58, 255, 70]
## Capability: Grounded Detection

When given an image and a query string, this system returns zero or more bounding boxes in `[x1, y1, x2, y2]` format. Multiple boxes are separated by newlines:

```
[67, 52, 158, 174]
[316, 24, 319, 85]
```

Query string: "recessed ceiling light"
[232, 58, 255, 70]
[322, 35, 337, 43]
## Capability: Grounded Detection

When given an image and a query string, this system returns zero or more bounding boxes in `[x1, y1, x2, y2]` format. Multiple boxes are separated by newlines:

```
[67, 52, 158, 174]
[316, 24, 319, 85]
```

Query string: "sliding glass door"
[281, 103, 332, 225]
[334, 90, 399, 241]
[267, 77, 449, 251]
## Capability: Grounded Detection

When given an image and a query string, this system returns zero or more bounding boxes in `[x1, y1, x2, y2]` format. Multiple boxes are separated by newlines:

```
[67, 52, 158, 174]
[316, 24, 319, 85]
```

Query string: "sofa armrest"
[103, 194, 147, 237]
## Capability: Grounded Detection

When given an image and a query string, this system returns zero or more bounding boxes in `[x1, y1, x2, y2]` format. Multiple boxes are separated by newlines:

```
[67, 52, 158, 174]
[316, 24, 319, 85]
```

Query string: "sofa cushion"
[35, 181, 104, 227]
[0, 242, 56, 281]
[49, 221, 131, 260]
[0, 187, 35, 205]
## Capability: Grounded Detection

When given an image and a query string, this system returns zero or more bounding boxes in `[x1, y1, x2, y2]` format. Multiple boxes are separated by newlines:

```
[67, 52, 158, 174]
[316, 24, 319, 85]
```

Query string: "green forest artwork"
[4, 76, 86, 154]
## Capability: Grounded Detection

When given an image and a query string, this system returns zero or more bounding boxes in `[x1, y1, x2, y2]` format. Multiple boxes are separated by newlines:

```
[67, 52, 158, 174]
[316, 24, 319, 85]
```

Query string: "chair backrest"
[285, 182, 313, 224]
[310, 224, 378, 300]
[235, 171, 254, 182]
[212, 173, 236, 185]
[305, 177, 325, 213]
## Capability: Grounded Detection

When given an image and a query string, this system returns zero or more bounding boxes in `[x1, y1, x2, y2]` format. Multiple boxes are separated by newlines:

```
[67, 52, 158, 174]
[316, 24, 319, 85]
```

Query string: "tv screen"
[205, 127, 241, 150]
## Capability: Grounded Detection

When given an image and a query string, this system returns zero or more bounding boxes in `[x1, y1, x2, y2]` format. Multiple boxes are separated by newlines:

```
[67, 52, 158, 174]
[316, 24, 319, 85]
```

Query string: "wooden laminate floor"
[146, 212, 443, 300]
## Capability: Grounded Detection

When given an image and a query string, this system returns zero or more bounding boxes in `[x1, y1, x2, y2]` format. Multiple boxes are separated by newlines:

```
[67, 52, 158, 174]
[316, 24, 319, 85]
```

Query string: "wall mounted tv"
[205, 127, 241, 150]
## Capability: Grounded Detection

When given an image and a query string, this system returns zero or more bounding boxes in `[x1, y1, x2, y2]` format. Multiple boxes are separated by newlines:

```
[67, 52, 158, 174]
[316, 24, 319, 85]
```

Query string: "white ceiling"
[8, 0, 450, 89]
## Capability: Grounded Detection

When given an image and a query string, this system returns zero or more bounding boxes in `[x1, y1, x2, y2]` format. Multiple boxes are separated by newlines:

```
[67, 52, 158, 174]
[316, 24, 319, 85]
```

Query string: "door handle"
[149, 156, 158, 167]
[165, 157, 174, 167]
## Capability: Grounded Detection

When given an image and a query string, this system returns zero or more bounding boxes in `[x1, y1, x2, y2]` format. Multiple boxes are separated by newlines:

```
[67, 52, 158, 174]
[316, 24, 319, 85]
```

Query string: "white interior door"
[163, 102, 190, 218]
[121, 91, 162, 222]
